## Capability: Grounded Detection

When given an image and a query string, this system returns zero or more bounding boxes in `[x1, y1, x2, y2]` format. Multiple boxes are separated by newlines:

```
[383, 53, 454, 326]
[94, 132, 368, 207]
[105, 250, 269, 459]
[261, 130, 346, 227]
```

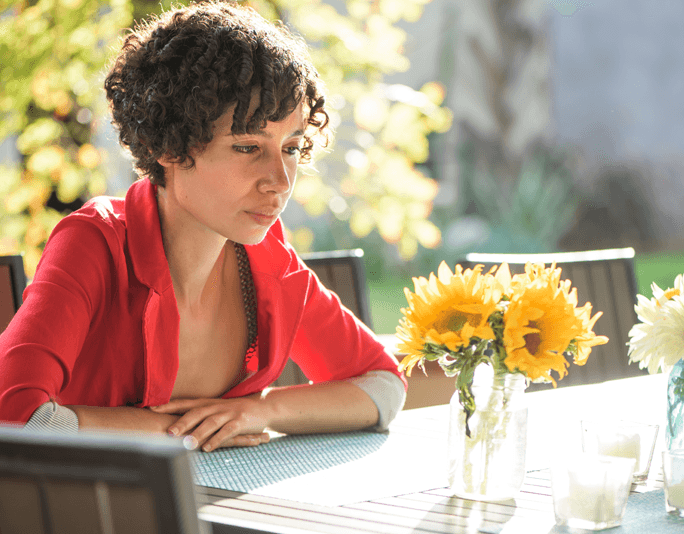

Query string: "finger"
[168, 405, 223, 437]
[191, 416, 241, 449]
[203, 432, 270, 452]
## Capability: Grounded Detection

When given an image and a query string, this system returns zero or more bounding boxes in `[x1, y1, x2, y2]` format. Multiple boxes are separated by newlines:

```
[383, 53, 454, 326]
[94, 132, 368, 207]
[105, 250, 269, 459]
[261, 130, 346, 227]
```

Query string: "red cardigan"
[0, 179, 405, 423]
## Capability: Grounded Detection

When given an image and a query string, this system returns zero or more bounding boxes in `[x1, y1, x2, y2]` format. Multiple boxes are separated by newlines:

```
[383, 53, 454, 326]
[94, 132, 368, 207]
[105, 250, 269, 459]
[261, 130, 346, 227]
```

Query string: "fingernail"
[168, 427, 178, 436]
[202, 444, 212, 452]
[182, 436, 198, 450]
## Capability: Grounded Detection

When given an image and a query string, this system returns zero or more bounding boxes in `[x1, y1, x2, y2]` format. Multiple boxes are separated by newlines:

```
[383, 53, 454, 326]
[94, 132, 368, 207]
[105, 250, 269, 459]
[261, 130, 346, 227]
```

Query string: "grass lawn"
[368, 251, 684, 335]
[634, 251, 684, 297]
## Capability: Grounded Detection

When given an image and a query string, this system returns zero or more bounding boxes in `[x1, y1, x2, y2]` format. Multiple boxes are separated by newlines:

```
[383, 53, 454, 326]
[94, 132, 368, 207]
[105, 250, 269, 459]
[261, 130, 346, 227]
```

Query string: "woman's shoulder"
[55, 195, 127, 234]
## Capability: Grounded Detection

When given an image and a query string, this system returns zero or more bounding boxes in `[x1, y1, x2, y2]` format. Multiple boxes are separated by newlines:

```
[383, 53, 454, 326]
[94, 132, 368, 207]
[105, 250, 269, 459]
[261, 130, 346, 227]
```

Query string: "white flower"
[628, 276, 684, 374]
[651, 274, 684, 304]
[628, 293, 665, 374]
[653, 294, 684, 372]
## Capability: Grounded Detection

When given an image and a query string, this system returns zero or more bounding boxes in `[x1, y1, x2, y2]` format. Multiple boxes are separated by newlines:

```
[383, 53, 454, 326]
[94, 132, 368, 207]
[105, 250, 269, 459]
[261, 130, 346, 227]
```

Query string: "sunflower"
[502, 263, 584, 384]
[396, 262, 501, 376]
[573, 302, 609, 365]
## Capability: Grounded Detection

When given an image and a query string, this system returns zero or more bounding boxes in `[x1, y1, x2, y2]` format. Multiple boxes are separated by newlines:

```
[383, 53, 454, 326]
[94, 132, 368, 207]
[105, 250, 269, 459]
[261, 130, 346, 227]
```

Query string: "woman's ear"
[157, 154, 174, 168]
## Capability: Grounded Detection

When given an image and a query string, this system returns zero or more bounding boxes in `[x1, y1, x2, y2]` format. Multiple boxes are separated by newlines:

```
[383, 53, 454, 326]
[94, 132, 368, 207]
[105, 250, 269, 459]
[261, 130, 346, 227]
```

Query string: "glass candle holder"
[551, 453, 635, 531]
[662, 449, 684, 517]
[581, 420, 659, 483]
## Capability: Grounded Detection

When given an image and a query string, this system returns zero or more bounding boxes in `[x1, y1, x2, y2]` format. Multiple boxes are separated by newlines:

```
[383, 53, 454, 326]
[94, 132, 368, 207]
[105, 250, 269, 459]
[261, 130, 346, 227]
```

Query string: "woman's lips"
[246, 211, 279, 226]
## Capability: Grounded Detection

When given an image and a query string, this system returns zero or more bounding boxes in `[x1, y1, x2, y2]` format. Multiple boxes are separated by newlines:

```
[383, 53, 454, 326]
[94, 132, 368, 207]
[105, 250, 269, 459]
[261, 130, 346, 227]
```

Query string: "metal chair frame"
[0, 254, 27, 313]
[0, 254, 27, 333]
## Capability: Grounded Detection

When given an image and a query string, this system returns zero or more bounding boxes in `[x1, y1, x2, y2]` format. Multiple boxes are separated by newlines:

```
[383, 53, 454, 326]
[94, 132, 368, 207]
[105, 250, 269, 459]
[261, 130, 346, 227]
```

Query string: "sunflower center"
[524, 321, 542, 356]
[432, 309, 477, 334]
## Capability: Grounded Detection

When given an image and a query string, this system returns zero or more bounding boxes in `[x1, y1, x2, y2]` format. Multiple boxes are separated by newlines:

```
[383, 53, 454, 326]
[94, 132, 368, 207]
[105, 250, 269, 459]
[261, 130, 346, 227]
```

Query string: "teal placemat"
[191, 429, 449, 506]
[191, 431, 388, 492]
[549, 490, 684, 533]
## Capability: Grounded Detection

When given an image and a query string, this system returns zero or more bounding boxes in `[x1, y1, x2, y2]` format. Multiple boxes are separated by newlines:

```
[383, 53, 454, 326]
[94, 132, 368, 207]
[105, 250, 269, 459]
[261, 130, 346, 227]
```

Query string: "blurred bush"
[0, 0, 452, 278]
[0, 0, 132, 276]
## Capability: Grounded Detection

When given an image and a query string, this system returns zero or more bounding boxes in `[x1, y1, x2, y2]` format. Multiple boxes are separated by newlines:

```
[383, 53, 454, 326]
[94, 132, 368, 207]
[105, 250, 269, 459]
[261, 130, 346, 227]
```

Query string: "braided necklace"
[233, 242, 258, 362]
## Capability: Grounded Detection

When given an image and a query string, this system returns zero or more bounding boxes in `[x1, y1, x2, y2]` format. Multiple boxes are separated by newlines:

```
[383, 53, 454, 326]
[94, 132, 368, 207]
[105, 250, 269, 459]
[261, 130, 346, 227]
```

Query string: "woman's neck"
[156, 186, 229, 308]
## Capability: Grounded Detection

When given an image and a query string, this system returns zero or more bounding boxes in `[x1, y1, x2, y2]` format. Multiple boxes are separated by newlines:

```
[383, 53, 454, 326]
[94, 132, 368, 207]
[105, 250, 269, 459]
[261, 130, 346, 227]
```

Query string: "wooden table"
[198, 373, 670, 534]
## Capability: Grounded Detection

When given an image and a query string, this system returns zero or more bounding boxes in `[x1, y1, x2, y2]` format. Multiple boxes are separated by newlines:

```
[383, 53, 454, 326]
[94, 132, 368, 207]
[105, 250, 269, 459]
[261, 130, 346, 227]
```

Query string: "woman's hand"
[150, 394, 270, 452]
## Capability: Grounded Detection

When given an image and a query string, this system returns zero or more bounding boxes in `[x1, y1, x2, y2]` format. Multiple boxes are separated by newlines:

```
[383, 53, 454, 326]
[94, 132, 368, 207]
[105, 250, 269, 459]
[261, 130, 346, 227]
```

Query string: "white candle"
[596, 431, 641, 468]
[564, 475, 617, 523]
[666, 482, 684, 508]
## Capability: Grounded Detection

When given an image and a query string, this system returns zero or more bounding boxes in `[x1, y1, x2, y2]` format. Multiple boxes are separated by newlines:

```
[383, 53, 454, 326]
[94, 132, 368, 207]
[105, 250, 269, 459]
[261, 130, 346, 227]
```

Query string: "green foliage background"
[0, 0, 452, 277]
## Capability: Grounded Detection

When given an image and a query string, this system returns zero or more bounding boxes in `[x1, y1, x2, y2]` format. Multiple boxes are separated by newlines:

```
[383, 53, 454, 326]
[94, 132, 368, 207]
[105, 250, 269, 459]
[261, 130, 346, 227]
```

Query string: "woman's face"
[159, 102, 306, 245]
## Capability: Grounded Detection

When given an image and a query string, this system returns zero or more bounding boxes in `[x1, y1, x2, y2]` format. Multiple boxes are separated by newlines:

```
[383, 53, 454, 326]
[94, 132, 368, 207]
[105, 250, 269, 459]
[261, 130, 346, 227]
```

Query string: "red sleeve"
[0, 217, 118, 423]
[286, 247, 407, 390]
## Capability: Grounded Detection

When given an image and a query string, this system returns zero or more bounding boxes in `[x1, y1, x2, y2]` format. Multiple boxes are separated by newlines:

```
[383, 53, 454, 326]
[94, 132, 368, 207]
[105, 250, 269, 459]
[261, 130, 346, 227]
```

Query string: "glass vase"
[667, 358, 684, 450]
[447, 368, 527, 501]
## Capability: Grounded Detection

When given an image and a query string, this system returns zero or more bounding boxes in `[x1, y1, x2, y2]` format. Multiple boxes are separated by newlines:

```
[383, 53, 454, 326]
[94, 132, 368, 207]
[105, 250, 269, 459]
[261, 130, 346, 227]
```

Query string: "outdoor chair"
[0, 255, 27, 333]
[0, 427, 208, 534]
[271, 249, 373, 387]
[462, 247, 647, 392]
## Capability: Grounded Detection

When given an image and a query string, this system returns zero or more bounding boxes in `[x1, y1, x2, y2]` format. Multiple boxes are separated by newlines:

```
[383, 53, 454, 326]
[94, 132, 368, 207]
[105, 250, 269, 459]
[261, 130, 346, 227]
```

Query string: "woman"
[0, 0, 406, 452]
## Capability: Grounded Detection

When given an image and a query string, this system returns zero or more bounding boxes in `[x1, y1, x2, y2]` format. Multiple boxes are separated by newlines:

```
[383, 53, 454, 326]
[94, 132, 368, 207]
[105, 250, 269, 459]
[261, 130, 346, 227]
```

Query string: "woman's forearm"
[260, 380, 380, 434]
[66, 404, 178, 433]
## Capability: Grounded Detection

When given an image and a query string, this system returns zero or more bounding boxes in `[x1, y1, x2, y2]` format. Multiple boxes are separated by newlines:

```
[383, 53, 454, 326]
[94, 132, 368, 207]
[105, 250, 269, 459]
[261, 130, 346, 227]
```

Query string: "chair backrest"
[463, 247, 646, 391]
[271, 249, 372, 387]
[0, 255, 27, 333]
[0, 427, 208, 534]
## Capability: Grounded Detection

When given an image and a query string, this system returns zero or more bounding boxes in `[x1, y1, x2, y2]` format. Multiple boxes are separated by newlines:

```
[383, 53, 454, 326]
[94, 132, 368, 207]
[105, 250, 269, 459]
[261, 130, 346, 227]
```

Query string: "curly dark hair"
[104, 0, 330, 186]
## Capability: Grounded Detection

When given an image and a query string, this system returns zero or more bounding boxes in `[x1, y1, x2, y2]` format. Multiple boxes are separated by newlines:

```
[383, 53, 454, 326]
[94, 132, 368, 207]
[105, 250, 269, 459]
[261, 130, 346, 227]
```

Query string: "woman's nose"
[259, 154, 293, 194]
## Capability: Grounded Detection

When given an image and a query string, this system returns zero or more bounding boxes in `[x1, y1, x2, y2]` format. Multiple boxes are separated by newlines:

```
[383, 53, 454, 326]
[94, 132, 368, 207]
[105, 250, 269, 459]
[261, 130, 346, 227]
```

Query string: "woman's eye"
[234, 145, 258, 154]
[284, 146, 301, 156]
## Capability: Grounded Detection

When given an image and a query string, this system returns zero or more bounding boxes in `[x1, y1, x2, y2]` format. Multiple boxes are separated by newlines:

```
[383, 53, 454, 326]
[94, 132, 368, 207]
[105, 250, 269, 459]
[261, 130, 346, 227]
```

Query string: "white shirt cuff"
[24, 401, 79, 433]
[344, 370, 406, 432]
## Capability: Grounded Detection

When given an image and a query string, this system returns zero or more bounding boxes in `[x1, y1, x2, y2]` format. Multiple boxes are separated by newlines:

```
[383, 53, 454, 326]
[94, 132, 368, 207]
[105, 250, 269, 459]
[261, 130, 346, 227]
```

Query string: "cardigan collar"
[124, 179, 174, 294]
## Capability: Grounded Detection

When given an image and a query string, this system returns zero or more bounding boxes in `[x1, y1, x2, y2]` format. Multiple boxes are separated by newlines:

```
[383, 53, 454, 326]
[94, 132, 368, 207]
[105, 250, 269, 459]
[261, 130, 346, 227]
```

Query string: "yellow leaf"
[0, 215, 29, 241]
[293, 173, 322, 204]
[27, 146, 65, 176]
[354, 94, 389, 132]
[5, 184, 33, 214]
[421, 82, 446, 106]
[87, 170, 107, 197]
[399, 234, 418, 259]
[377, 197, 404, 243]
[303, 195, 327, 217]
[349, 207, 375, 238]
[78, 144, 101, 169]
[16, 119, 64, 155]
[413, 220, 442, 249]
[347, 0, 370, 19]
[57, 167, 86, 203]
[292, 227, 314, 252]
[25, 219, 46, 247]
[24, 246, 42, 279]
[0, 166, 21, 196]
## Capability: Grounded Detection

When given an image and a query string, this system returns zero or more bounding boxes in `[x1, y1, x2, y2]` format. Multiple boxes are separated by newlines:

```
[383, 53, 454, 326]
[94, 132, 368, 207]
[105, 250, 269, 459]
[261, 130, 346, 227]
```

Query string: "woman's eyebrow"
[226, 128, 306, 139]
